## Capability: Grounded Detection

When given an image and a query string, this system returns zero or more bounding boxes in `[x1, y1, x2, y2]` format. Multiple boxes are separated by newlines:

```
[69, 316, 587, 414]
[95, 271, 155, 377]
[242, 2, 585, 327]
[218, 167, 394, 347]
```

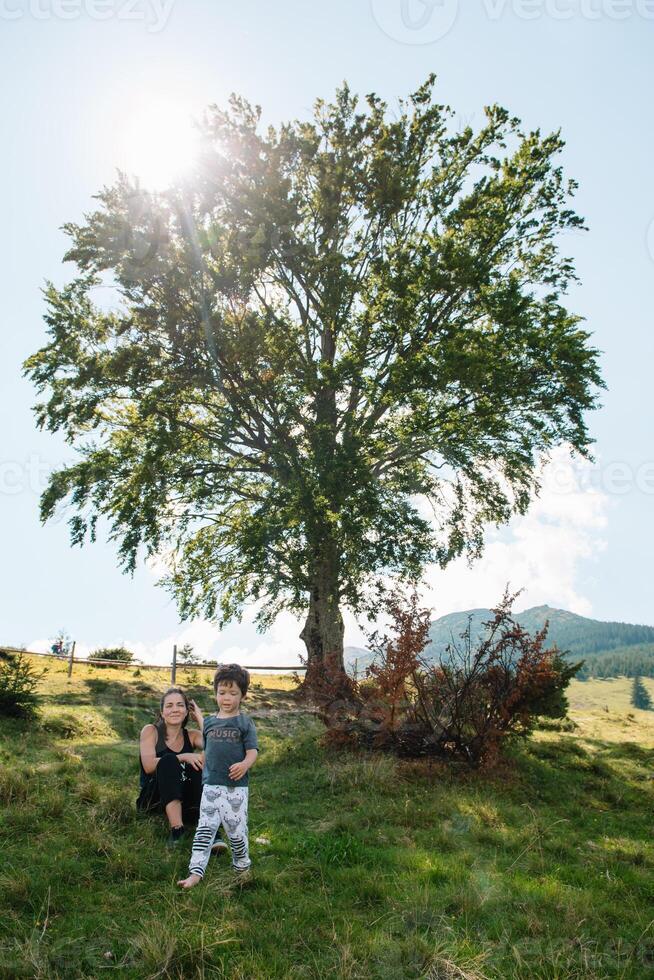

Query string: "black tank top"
[139, 725, 194, 787]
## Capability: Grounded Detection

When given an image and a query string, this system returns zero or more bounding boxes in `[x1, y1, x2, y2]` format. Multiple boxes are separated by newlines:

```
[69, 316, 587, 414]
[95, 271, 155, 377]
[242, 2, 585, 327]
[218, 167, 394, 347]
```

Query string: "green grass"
[1, 661, 653, 978]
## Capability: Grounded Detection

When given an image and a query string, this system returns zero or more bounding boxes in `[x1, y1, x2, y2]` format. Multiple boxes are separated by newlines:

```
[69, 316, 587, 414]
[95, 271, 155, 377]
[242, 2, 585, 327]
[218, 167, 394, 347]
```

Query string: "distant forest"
[575, 643, 654, 680]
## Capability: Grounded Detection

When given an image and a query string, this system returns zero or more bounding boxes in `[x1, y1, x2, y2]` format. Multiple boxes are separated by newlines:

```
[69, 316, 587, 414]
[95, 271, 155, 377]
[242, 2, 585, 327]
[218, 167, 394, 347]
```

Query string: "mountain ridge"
[345, 604, 654, 679]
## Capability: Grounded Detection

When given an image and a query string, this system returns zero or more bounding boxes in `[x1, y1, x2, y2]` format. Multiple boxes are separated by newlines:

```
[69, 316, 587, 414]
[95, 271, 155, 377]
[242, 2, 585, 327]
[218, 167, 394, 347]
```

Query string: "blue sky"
[1, 0, 652, 665]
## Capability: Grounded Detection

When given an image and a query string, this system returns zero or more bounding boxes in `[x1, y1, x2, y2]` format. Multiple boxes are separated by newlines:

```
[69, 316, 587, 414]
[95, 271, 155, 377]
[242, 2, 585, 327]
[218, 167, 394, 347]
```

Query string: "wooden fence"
[2, 645, 307, 683]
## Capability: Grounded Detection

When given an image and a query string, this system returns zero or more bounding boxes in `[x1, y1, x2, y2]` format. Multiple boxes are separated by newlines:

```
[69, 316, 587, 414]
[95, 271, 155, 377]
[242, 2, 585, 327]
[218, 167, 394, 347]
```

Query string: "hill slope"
[2, 658, 653, 977]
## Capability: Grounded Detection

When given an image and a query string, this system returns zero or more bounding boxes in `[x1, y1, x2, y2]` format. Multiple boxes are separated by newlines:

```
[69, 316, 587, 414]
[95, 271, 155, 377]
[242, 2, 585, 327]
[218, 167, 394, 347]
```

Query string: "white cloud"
[29, 606, 309, 670]
[26, 638, 57, 655]
[417, 444, 610, 618]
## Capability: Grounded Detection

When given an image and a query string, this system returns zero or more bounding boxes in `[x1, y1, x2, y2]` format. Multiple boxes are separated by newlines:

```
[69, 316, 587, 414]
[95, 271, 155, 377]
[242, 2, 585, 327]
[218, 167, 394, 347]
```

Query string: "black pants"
[136, 754, 203, 825]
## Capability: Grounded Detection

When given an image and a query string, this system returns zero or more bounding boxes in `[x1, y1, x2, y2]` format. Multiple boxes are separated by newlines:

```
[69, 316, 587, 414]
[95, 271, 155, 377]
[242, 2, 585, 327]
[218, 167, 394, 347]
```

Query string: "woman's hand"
[188, 699, 204, 729]
[177, 752, 203, 771]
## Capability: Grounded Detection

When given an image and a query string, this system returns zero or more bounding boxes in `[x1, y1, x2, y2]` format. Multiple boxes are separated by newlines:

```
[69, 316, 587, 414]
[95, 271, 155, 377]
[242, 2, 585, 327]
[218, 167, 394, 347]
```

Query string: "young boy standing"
[177, 663, 258, 888]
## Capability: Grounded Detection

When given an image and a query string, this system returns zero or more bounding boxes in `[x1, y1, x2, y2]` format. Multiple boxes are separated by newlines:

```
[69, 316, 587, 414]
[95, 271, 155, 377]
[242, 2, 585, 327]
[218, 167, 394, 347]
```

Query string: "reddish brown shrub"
[318, 585, 583, 769]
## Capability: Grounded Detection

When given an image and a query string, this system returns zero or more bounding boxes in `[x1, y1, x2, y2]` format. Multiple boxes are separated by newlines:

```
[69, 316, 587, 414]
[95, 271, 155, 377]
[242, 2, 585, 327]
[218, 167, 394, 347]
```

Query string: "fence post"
[171, 644, 177, 685]
[67, 640, 76, 680]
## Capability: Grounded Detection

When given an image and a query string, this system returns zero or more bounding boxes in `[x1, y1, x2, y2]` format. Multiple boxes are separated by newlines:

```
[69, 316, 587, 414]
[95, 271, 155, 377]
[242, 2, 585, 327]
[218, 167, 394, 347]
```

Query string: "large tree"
[24, 76, 605, 693]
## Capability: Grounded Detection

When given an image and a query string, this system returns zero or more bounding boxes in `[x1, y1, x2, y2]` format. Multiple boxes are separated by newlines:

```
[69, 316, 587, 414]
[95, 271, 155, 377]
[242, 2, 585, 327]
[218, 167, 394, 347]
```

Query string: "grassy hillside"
[1, 657, 653, 979]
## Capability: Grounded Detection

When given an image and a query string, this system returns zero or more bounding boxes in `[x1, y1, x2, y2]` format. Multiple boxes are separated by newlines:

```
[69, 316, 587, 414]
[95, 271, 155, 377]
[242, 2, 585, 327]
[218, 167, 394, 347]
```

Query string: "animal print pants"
[188, 784, 251, 876]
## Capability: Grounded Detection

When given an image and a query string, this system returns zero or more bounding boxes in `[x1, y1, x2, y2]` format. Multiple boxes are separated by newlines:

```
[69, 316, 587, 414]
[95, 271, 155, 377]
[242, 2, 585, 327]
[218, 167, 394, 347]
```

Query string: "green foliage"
[24, 76, 605, 643]
[87, 646, 135, 666]
[177, 642, 199, 664]
[0, 650, 45, 719]
[524, 650, 584, 719]
[631, 675, 653, 711]
[576, 643, 654, 680]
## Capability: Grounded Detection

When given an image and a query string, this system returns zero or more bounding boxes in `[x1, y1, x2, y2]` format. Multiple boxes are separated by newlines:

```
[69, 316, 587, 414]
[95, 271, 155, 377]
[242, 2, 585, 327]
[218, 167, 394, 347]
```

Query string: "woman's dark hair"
[154, 686, 190, 734]
[213, 663, 250, 697]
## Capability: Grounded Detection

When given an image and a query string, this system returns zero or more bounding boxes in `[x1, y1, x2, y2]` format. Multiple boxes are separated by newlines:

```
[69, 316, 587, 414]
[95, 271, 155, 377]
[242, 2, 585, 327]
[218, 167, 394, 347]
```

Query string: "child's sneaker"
[211, 840, 229, 856]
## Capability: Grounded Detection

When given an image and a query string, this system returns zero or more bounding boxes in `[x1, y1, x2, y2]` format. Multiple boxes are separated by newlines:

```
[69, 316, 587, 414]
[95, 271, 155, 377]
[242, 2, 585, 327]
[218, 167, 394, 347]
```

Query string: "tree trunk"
[299, 346, 354, 701]
[299, 578, 344, 685]
[297, 543, 352, 700]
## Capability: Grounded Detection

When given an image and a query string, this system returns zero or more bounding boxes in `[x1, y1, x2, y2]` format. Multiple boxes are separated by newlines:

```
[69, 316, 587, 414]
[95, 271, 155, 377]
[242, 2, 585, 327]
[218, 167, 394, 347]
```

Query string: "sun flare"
[117, 95, 204, 192]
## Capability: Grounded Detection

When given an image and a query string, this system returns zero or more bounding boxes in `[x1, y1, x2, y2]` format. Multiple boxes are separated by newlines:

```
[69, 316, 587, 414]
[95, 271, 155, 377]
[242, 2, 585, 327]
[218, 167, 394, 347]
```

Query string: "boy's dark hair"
[213, 663, 250, 697]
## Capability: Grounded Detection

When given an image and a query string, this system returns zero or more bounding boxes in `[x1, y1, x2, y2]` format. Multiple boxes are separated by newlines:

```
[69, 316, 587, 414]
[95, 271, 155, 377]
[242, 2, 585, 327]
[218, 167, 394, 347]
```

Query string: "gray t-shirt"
[202, 711, 258, 788]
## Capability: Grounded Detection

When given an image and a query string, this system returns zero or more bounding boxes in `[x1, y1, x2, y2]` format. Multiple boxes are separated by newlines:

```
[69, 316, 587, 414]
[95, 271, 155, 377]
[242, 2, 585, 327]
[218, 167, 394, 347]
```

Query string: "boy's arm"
[236, 719, 258, 771]
[228, 717, 258, 782]
[227, 748, 257, 782]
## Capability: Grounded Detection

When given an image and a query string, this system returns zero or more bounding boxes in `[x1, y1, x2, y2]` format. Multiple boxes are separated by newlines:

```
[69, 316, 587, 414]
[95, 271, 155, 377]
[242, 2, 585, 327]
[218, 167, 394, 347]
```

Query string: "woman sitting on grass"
[137, 685, 226, 852]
